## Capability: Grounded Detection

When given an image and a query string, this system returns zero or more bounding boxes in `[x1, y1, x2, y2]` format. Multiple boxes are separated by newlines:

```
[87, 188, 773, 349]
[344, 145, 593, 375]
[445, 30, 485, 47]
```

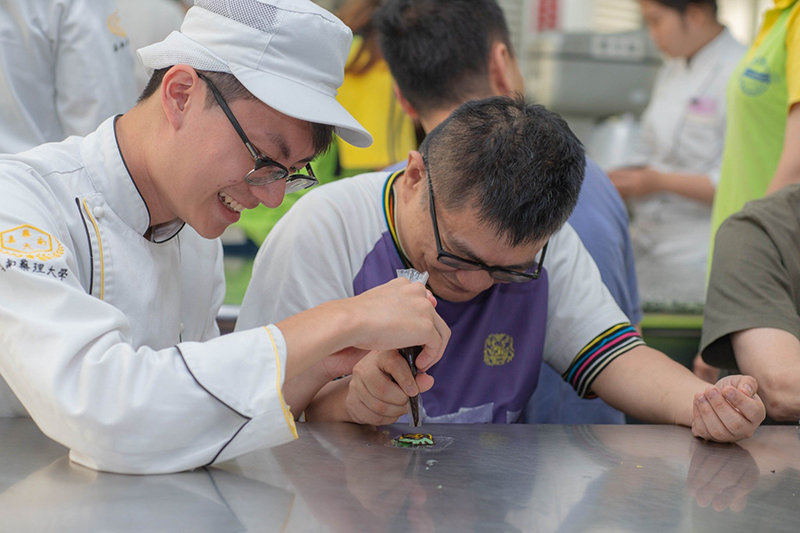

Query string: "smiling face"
[150, 68, 318, 239]
[189, 100, 316, 239]
[394, 153, 547, 303]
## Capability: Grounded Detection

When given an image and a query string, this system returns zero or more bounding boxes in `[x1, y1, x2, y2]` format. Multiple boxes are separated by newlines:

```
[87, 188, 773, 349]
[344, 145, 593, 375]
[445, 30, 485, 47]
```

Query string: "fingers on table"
[721, 385, 765, 423]
[693, 385, 759, 442]
[347, 391, 403, 426]
[694, 389, 736, 442]
[731, 374, 758, 397]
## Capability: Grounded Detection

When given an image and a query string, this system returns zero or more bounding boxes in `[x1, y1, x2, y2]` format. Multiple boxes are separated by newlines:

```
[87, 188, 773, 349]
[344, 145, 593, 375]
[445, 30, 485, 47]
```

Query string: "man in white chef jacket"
[0, 0, 138, 154]
[0, 0, 449, 475]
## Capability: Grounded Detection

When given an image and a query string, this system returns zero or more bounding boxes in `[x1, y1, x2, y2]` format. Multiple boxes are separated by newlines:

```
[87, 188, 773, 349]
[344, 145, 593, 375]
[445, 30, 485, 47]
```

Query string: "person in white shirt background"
[116, 0, 187, 94]
[0, 0, 449, 474]
[608, 0, 746, 301]
[0, 0, 137, 154]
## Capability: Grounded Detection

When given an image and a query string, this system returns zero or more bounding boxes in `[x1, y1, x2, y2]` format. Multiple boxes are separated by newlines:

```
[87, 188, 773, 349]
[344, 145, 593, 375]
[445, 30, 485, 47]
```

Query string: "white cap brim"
[229, 62, 372, 148]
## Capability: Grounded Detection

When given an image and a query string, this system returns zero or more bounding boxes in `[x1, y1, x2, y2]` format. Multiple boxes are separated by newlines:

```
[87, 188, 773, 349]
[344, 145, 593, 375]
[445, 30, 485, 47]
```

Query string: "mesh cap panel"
[194, 0, 280, 33]
[140, 35, 231, 73]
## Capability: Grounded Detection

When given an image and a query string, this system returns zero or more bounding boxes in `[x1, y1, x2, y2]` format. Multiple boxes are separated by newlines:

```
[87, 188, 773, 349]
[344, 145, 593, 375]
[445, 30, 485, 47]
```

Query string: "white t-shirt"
[238, 171, 642, 423]
[0, 0, 137, 154]
[628, 28, 746, 297]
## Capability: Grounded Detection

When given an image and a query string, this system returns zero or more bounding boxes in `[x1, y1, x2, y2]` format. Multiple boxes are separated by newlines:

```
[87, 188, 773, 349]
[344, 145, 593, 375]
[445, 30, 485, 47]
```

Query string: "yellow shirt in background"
[709, 0, 800, 254]
[335, 38, 417, 171]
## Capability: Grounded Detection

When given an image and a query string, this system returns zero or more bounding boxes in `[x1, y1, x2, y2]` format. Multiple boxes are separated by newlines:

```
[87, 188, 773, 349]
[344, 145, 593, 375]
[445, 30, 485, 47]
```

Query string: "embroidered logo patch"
[484, 333, 515, 366]
[0, 225, 65, 261]
[107, 10, 128, 38]
[740, 56, 772, 97]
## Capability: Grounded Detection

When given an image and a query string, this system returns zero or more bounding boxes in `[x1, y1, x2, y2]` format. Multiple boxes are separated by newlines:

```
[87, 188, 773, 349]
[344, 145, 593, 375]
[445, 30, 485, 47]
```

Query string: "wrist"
[329, 296, 368, 349]
[305, 376, 353, 422]
[679, 379, 708, 427]
[649, 169, 667, 194]
[307, 360, 339, 388]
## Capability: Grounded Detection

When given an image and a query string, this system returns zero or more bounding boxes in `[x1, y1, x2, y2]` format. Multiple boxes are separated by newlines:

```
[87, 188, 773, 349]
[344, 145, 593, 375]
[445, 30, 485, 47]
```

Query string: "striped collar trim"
[382, 170, 413, 269]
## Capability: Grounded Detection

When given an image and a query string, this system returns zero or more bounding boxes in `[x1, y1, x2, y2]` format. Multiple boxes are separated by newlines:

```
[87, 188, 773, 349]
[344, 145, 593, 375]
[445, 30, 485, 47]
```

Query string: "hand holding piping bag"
[396, 269, 430, 428]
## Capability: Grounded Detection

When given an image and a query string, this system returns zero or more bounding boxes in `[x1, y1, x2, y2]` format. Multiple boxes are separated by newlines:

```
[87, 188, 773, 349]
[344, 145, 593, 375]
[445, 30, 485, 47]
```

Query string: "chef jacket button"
[92, 206, 104, 219]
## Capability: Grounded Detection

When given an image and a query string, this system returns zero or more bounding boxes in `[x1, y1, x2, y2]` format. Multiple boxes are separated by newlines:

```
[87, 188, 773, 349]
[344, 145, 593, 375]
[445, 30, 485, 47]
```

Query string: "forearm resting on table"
[591, 345, 710, 426]
[282, 364, 342, 419]
[657, 172, 715, 205]
[732, 328, 800, 422]
[304, 376, 352, 422]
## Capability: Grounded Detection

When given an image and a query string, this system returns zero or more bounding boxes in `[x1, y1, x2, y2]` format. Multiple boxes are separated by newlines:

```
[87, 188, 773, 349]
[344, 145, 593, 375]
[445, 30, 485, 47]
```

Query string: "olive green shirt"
[701, 183, 800, 369]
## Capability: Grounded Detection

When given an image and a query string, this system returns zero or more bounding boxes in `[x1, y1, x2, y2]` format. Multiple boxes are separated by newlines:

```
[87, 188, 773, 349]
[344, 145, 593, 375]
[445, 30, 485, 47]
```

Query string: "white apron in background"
[0, 0, 137, 154]
[116, 0, 186, 94]
[0, 117, 296, 474]
[628, 28, 746, 297]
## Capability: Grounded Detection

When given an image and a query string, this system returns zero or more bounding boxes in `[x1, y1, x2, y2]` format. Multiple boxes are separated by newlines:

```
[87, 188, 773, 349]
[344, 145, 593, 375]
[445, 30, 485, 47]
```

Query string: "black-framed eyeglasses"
[426, 160, 548, 283]
[197, 72, 318, 193]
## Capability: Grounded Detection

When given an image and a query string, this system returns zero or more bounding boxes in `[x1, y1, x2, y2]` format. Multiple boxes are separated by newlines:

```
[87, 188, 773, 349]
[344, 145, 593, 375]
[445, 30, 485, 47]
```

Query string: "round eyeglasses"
[197, 72, 318, 193]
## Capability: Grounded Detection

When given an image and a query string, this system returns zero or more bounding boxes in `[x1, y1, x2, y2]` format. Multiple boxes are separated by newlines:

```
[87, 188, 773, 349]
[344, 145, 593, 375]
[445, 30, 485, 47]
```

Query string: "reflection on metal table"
[2, 419, 799, 532]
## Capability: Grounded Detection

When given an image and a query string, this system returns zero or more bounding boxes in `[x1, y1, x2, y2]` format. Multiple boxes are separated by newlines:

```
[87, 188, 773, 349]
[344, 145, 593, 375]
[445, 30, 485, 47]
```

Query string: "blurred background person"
[334, 0, 418, 174]
[710, 0, 800, 254]
[0, 0, 137, 154]
[117, 0, 186, 94]
[608, 0, 745, 302]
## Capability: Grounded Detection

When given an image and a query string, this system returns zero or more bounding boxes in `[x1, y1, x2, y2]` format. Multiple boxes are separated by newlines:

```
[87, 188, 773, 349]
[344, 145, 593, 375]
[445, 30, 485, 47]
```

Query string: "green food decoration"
[392, 433, 435, 447]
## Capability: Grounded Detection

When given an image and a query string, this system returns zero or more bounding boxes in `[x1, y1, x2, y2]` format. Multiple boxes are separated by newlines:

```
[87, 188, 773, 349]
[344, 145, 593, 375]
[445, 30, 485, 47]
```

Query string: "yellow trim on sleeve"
[82, 199, 105, 300]
[280, 493, 296, 533]
[264, 326, 299, 440]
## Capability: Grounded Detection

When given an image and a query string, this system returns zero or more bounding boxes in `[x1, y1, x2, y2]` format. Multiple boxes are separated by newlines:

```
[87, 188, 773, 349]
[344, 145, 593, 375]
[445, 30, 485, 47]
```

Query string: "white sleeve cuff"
[178, 325, 298, 463]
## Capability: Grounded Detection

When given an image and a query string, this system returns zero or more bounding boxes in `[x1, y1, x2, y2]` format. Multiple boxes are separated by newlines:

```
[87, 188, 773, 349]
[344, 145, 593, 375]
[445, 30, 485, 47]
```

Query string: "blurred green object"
[233, 141, 372, 246]
[641, 312, 703, 369]
[223, 256, 254, 306]
[641, 313, 703, 331]
[233, 142, 339, 246]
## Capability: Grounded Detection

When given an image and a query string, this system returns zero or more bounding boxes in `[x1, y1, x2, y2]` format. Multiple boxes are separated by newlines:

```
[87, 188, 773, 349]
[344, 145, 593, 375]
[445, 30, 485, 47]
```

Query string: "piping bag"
[396, 268, 429, 428]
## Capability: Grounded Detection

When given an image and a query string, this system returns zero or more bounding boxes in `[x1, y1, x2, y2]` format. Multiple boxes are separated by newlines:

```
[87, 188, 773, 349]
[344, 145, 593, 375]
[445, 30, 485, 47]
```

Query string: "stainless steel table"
[2, 419, 799, 532]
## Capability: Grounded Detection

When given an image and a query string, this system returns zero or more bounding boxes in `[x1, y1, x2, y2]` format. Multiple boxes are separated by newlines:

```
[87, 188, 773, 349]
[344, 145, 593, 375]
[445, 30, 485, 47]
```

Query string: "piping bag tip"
[396, 268, 429, 429]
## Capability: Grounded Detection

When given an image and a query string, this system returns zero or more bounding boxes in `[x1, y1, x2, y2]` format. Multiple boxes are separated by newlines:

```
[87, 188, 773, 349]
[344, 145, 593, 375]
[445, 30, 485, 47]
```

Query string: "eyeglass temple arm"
[196, 72, 260, 160]
[537, 242, 549, 271]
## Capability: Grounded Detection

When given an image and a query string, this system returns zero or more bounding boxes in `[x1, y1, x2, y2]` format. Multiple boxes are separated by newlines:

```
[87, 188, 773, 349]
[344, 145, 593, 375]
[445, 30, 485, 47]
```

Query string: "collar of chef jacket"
[80, 116, 185, 243]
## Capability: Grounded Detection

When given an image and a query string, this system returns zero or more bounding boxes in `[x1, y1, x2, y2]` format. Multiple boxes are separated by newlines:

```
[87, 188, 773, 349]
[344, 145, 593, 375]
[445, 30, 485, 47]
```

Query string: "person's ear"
[160, 65, 202, 130]
[488, 41, 515, 97]
[396, 150, 427, 202]
[393, 82, 419, 121]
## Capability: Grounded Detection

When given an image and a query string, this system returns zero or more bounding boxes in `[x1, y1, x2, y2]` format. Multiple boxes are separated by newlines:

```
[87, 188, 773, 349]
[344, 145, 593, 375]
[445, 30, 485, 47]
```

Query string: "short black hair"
[375, 0, 513, 115]
[139, 68, 334, 155]
[421, 96, 585, 246]
[650, 0, 717, 15]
